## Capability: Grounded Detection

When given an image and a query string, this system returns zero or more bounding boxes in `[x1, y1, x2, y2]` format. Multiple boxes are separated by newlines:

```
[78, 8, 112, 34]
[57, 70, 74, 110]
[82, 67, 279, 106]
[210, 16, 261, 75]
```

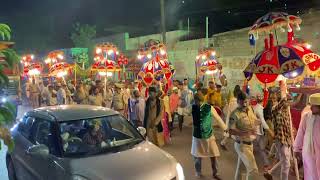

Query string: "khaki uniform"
[229, 107, 259, 180]
[29, 83, 40, 108]
[111, 91, 127, 116]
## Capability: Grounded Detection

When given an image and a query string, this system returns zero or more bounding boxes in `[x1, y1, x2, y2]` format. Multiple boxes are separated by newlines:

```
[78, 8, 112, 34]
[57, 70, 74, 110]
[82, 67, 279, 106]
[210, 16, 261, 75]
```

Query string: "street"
[162, 116, 295, 180]
[0, 106, 295, 180]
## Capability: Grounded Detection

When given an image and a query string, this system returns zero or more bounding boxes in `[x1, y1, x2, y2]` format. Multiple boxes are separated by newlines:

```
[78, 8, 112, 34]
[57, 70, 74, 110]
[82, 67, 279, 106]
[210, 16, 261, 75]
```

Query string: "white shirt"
[57, 88, 66, 105]
[253, 103, 270, 135]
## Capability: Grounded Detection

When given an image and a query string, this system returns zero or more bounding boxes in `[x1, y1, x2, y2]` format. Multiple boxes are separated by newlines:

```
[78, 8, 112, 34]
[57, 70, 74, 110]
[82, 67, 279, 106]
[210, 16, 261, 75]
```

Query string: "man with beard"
[293, 93, 320, 180]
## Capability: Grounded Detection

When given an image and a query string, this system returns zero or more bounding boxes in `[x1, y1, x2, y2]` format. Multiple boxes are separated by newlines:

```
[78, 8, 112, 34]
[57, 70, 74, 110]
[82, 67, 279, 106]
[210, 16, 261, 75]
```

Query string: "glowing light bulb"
[107, 72, 113, 77]
[57, 54, 64, 60]
[147, 54, 152, 59]
[98, 72, 107, 76]
[108, 50, 113, 55]
[160, 50, 166, 55]
[116, 51, 119, 55]
[137, 55, 142, 59]
[211, 51, 216, 56]
[57, 71, 67, 77]
[96, 48, 102, 54]
[306, 43, 312, 49]
[291, 71, 298, 77]
[30, 55, 34, 59]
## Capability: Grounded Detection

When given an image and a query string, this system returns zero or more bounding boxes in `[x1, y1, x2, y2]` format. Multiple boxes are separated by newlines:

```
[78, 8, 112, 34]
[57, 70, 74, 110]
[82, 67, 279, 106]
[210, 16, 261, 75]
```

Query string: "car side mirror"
[26, 144, 49, 157]
[137, 127, 146, 137]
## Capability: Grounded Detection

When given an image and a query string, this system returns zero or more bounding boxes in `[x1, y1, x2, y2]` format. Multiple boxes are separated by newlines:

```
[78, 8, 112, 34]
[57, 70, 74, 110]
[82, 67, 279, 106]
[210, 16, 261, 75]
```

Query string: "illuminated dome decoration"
[137, 40, 168, 63]
[94, 42, 119, 62]
[45, 50, 64, 65]
[196, 48, 219, 75]
[243, 34, 306, 83]
[249, 12, 302, 35]
[23, 63, 42, 76]
[21, 54, 34, 67]
[137, 59, 172, 87]
[49, 62, 72, 77]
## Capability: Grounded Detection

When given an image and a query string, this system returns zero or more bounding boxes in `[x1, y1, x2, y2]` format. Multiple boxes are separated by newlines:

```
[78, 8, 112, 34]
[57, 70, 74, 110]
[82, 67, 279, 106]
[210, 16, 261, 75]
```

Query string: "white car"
[7, 105, 184, 180]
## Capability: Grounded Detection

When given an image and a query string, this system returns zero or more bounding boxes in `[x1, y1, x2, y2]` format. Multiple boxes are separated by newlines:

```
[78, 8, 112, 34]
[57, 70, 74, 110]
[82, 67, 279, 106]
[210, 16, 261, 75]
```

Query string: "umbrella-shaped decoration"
[249, 12, 302, 34]
[196, 48, 218, 75]
[23, 62, 42, 76]
[20, 54, 34, 67]
[137, 59, 172, 86]
[137, 42, 168, 63]
[244, 34, 305, 84]
[94, 43, 119, 62]
[49, 62, 72, 77]
[45, 50, 64, 65]
[286, 39, 320, 71]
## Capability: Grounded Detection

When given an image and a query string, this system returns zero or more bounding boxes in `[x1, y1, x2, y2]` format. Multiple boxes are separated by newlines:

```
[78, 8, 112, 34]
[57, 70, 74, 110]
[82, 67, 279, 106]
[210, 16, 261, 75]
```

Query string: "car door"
[12, 115, 36, 180]
[18, 117, 56, 180]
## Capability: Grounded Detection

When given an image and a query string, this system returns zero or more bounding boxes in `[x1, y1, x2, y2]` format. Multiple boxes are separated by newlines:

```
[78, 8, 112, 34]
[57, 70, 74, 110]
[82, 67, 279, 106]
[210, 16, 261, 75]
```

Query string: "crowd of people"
[22, 77, 320, 180]
[191, 82, 319, 180]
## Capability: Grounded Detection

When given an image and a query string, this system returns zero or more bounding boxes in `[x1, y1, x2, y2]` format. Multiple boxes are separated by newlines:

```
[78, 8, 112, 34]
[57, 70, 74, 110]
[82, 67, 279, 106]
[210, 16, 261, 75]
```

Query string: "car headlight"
[176, 163, 185, 180]
[72, 175, 89, 180]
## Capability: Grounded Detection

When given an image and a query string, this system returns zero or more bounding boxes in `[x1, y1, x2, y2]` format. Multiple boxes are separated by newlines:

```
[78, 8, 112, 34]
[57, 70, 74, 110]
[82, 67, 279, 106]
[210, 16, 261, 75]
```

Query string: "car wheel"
[7, 158, 17, 180]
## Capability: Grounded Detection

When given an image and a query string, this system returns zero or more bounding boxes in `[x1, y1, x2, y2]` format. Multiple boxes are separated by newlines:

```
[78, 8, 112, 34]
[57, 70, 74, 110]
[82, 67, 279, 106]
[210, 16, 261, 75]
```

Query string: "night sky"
[0, 0, 318, 53]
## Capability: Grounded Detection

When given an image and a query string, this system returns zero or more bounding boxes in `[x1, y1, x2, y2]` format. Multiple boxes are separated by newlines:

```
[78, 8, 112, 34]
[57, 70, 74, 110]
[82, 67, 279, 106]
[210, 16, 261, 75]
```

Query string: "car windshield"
[59, 115, 144, 157]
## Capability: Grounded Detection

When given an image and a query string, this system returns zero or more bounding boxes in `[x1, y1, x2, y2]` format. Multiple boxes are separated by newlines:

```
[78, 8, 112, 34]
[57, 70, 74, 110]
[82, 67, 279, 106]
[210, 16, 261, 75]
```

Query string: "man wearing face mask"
[293, 93, 320, 180]
[228, 91, 261, 180]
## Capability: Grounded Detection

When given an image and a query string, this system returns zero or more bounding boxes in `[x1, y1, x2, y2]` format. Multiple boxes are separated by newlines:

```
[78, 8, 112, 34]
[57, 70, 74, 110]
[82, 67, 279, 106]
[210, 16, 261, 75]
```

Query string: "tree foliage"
[70, 23, 96, 65]
[0, 24, 18, 152]
[0, 24, 11, 41]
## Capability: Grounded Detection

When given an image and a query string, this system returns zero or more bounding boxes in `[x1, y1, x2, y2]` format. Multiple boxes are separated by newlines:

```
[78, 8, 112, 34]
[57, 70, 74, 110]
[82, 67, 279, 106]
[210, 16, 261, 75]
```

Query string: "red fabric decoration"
[287, 24, 294, 42]
[264, 38, 269, 50]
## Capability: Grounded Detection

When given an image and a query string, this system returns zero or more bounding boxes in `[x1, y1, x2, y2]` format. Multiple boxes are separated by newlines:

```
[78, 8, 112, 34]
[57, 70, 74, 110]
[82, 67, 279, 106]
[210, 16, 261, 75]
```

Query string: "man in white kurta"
[293, 93, 320, 180]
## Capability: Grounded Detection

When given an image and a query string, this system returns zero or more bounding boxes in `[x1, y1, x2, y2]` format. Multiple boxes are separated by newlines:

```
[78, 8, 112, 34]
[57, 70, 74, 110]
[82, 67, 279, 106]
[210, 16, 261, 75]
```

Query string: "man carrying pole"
[264, 80, 299, 180]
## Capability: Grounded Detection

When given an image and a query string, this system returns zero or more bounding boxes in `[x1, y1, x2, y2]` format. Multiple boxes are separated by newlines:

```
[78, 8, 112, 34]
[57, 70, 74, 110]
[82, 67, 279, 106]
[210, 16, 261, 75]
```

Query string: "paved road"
[0, 106, 298, 180]
[162, 116, 298, 180]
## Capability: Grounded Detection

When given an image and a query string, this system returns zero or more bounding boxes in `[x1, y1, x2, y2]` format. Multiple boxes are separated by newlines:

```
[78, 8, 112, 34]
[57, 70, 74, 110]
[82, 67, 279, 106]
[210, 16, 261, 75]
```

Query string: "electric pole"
[160, 0, 166, 44]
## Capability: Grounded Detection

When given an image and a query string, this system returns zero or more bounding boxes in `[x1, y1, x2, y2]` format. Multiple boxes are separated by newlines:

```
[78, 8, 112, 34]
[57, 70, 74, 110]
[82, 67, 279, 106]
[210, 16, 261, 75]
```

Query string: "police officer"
[228, 91, 261, 180]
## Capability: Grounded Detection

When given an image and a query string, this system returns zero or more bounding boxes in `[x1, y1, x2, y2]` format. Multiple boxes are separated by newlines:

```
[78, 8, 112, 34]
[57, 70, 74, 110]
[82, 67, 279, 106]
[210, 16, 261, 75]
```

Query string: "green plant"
[0, 24, 19, 152]
[70, 23, 96, 65]
[0, 24, 11, 40]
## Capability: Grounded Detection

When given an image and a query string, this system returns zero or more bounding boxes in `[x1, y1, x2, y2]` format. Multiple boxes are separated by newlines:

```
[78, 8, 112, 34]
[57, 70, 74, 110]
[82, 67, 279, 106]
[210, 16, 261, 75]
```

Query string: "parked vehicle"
[7, 105, 184, 180]
[289, 87, 320, 131]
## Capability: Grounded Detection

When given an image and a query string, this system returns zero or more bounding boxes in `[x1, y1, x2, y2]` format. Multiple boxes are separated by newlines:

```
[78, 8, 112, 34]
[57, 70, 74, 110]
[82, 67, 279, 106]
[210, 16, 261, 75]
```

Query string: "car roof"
[32, 105, 119, 122]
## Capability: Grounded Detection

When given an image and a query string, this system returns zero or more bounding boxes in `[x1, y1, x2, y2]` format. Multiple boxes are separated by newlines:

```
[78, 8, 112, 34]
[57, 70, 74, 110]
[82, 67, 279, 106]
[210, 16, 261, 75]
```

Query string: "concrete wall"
[95, 10, 320, 93]
[125, 30, 188, 50]
[168, 10, 320, 93]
